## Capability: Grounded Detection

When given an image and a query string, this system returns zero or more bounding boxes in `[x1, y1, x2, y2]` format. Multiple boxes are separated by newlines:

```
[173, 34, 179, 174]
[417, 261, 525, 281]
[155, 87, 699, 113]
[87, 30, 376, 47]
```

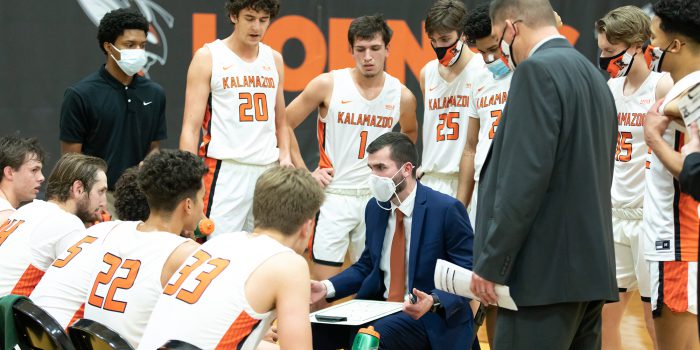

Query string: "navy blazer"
[329, 182, 474, 350]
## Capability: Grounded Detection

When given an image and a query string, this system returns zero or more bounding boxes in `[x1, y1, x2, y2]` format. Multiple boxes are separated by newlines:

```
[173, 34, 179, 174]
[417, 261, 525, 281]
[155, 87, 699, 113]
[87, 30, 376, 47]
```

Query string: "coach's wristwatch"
[429, 293, 442, 313]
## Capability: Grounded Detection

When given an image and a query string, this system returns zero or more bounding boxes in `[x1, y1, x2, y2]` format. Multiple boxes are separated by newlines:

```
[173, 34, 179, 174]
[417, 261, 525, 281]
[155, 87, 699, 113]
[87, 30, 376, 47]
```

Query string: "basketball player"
[81, 150, 203, 347]
[30, 168, 149, 328]
[0, 153, 107, 297]
[286, 15, 417, 280]
[0, 136, 45, 223]
[137, 167, 323, 350]
[419, 0, 484, 198]
[595, 7, 673, 350]
[643, 0, 700, 347]
[179, 0, 291, 237]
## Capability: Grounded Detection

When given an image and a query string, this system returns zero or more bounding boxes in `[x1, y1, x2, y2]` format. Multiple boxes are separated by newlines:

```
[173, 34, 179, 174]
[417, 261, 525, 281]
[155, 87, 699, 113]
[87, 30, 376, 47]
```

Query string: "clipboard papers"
[679, 83, 700, 128]
[434, 259, 518, 310]
[309, 299, 404, 326]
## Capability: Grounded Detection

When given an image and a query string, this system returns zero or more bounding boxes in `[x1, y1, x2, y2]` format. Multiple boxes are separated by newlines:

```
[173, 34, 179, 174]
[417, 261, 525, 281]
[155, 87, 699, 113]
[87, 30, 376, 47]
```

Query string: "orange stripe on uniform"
[677, 192, 699, 261]
[317, 119, 333, 169]
[203, 157, 222, 218]
[11, 264, 45, 296]
[662, 261, 689, 313]
[67, 304, 85, 329]
[198, 95, 213, 157]
[216, 311, 261, 349]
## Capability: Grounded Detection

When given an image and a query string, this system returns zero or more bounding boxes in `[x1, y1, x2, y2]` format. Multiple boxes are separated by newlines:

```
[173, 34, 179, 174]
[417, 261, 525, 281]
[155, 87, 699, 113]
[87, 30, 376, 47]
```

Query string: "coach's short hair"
[596, 6, 651, 46]
[366, 132, 419, 177]
[0, 136, 44, 180]
[425, 0, 468, 35]
[253, 167, 324, 236]
[490, 0, 556, 28]
[348, 14, 393, 47]
[97, 9, 148, 55]
[138, 150, 207, 213]
[46, 153, 107, 202]
[114, 167, 149, 221]
[464, 3, 492, 44]
[653, 0, 700, 45]
[226, 0, 280, 19]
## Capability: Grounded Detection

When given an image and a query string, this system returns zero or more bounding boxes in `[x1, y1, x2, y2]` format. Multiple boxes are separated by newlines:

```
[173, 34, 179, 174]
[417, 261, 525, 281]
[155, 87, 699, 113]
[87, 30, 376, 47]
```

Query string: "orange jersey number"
[436, 112, 460, 141]
[358, 130, 368, 159]
[52, 235, 98, 268]
[163, 249, 230, 304]
[88, 253, 141, 313]
[489, 110, 502, 139]
[615, 131, 633, 162]
[239, 93, 269, 122]
[0, 219, 25, 246]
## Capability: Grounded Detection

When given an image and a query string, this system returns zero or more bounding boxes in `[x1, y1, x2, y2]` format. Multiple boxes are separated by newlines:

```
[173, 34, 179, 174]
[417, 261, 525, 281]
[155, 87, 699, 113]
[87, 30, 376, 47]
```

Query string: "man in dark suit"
[469, 0, 618, 349]
[310, 132, 474, 350]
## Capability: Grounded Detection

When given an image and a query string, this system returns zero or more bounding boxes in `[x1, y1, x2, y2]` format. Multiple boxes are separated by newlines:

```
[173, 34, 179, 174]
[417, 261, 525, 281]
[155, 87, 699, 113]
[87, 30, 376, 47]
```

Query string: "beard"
[76, 195, 98, 223]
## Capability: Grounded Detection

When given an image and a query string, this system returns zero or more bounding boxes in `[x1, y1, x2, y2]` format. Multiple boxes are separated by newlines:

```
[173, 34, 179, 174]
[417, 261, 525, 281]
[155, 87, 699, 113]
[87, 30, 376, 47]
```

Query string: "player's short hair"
[490, 0, 556, 29]
[226, 0, 280, 19]
[348, 14, 393, 47]
[366, 132, 419, 177]
[464, 3, 493, 45]
[138, 150, 207, 213]
[425, 0, 468, 35]
[653, 0, 700, 45]
[596, 6, 651, 46]
[0, 135, 44, 180]
[114, 167, 149, 221]
[253, 167, 324, 236]
[97, 9, 148, 55]
[46, 153, 107, 202]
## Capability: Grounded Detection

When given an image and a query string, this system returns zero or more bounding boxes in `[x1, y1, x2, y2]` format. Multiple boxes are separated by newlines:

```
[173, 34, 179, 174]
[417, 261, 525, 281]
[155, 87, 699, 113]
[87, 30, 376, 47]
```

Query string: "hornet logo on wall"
[77, 0, 174, 77]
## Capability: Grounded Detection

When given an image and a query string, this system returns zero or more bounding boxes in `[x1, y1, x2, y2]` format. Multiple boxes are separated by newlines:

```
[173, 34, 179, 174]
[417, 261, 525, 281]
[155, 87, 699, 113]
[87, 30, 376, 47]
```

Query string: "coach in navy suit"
[310, 132, 474, 350]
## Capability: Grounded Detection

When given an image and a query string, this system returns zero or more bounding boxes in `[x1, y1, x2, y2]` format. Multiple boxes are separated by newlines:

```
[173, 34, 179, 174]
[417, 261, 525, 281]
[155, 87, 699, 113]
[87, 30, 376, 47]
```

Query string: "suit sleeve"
[432, 200, 473, 320]
[473, 60, 562, 284]
[680, 153, 700, 201]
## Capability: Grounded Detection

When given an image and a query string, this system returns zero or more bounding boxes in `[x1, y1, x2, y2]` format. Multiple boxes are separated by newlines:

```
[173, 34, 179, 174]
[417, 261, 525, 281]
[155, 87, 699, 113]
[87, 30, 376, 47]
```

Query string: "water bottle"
[351, 326, 380, 350]
[194, 218, 215, 238]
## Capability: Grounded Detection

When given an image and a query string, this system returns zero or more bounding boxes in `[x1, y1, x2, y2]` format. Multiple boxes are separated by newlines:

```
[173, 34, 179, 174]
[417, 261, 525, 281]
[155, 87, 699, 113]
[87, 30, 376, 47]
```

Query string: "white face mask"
[368, 163, 408, 206]
[110, 44, 147, 76]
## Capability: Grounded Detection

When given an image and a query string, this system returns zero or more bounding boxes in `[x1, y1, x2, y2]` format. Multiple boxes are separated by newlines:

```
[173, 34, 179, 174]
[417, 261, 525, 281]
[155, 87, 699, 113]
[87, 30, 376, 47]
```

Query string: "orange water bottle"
[194, 218, 215, 238]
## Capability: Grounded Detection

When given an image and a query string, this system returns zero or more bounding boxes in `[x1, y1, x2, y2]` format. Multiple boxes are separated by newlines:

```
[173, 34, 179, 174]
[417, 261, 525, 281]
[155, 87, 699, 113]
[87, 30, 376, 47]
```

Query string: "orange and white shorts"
[649, 260, 698, 316]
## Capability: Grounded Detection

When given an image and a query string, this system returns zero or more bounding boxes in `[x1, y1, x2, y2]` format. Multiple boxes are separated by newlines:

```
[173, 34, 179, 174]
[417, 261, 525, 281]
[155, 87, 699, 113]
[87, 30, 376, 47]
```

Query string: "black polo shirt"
[60, 65, 167, 189]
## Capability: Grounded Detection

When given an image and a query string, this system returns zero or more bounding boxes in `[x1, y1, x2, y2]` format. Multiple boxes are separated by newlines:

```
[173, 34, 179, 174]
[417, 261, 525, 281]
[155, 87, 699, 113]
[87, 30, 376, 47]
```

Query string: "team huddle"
[1, 0, 699, 349]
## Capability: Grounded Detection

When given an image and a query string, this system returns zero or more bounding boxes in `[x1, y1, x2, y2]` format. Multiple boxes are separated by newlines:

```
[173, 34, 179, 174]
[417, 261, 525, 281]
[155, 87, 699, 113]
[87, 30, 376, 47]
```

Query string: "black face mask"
[651, 41, 674, 73]
[431, 36, 463, 66]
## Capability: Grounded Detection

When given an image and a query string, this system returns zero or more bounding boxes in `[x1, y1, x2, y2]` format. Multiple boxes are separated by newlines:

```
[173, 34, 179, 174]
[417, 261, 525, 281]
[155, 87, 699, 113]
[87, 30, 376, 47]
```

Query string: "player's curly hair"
[226, 0, 280, 19]
[653, 0, 700, 45]
[97, 9, 148, 55]
[138, 150, 207, 212]
[464, 3, 492, 45]
[114, 167, 149, 221]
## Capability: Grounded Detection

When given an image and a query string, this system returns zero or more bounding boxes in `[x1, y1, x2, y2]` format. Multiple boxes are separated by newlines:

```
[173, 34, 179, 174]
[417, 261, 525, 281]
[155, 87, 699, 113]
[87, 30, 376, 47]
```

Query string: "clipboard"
[309, 299, 403, 326]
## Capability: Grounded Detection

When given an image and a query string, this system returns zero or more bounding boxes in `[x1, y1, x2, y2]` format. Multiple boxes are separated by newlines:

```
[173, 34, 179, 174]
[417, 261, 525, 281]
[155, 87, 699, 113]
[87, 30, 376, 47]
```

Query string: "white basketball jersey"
[0, 197, 12, 212]
[609, 72, 665, 209]
[468, 68, 512, 182]
[83, 225, 188, 347]
[199, 40, 280, 165]
[137, 233, 292, 350]
[422, 55, 483, 174]
[319, 69, 402, 189]
[30, 221, 137, 328]
[0, 200, 85, 297]
[644, 71, 700, 262]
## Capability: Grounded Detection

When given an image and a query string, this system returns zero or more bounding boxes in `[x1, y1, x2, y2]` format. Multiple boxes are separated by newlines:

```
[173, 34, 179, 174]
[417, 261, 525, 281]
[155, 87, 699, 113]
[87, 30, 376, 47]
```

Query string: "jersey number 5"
[436, 112, 459, 141]
[163, 249, 230, 304]
[239, 93, 269, 122]
[88, 253, 141, 313]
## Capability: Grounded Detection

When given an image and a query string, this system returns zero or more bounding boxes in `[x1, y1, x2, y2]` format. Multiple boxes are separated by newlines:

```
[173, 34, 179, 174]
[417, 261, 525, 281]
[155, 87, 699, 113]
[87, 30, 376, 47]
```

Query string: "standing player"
[419, 0, 484, 198]
[596, 6, 672, 350]
[643, 0, 700, 347]
[82, 150, 203, 347]
[0, 153, 107, 297]
[179, 0, 291, 237]
[137, 167, 324, 350]
[0, 136, 45, 223]
[286, 15, 417, 280]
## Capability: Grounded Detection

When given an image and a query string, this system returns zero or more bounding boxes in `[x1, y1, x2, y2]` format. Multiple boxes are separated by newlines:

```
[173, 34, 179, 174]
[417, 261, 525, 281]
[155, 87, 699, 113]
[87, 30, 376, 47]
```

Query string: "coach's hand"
[311, 167, 334, 188]
[403, 288, 432, 320]
[471, 272, 498, 306]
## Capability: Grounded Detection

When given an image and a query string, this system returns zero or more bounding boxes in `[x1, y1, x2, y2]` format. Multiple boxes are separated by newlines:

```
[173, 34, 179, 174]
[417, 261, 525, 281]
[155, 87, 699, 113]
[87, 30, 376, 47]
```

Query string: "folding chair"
[158, 340, 203, 350]
[68, 319, 133, 350]
[12, 298, 75, 350]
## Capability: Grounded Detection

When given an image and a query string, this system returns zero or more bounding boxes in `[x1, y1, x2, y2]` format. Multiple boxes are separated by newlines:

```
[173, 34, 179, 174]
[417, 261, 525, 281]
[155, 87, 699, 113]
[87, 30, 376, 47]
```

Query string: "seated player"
[0, 135, 45, 223]
[82, 150, 203, 347]
[137, 166, 324, 350]
[30, 167, 150, 328]
[0, 153, 107, 297]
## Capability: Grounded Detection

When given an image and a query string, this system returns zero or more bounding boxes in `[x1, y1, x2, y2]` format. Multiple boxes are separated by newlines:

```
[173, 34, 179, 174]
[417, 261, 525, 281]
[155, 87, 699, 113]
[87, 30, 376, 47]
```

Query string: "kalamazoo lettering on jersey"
[222, 75, 276, 89]
[336, 111, 394, 128]
[476, 92, 508, 109]
[617, 112, 646, 127]
[428, 95, 469, 111]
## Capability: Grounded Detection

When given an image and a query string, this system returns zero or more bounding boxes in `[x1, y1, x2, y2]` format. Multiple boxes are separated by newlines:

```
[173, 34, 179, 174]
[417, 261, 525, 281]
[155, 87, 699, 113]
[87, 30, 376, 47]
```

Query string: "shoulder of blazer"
[532, 37, 571, 54]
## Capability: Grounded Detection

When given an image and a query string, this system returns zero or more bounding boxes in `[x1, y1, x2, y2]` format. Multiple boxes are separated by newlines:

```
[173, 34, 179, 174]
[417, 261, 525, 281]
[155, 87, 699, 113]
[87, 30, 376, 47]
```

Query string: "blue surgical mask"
[485, 54, 511, 79]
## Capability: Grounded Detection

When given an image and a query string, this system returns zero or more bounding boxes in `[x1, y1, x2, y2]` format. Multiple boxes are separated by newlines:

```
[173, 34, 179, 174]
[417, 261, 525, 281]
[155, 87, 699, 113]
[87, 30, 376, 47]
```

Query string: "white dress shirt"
[323, 184, 417, 299]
